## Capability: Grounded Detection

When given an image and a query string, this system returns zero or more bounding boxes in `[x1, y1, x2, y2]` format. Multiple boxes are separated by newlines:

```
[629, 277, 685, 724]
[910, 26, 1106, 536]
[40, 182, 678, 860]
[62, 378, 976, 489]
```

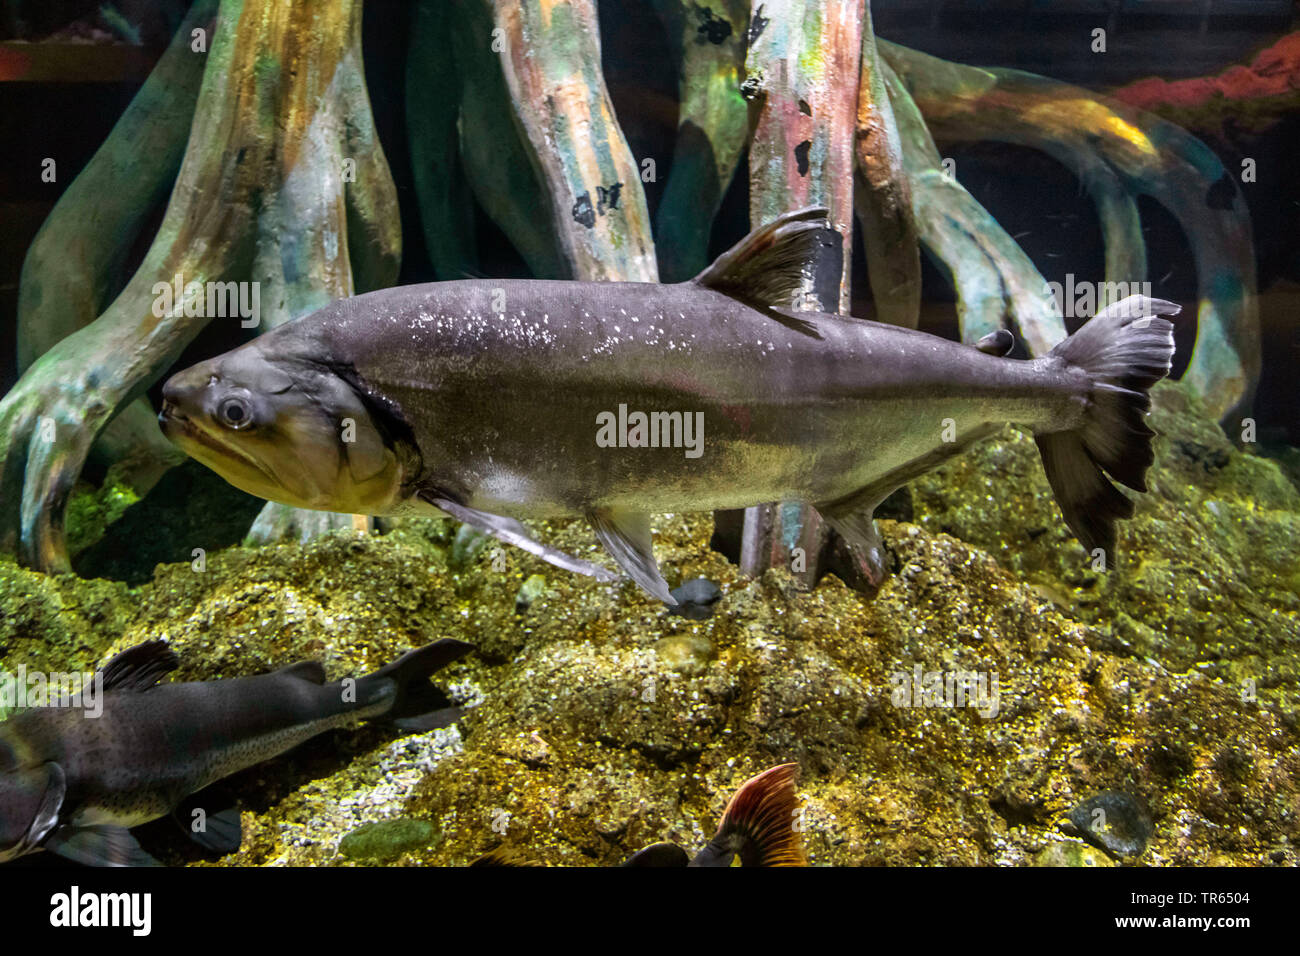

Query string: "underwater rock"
[450, 524, 493, 571]
[1032, 842, 1113, 867]
[1067, 791, 1154, 859]
[667, 577, 723, 619]
[652, 634, 715, 676]
[0, 555, 133, 677]
[70, 460, 265, 585]
[500, 730, 553, 769]
[337, 818, 440, 863]
[515, 574, 549, 614]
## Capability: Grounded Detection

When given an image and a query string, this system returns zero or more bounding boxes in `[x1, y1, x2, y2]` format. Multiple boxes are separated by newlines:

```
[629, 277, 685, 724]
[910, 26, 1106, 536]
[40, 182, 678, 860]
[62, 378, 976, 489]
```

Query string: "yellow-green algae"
[0, 379, 1296, 867]
[909, 381, 1300, 714]
[64, 472, 140, 557]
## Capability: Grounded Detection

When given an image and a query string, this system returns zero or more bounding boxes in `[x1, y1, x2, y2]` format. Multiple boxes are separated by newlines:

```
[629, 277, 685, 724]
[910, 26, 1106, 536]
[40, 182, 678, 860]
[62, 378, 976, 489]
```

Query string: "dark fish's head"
[159, 337, 408, 514]
[0, 760, 66, 863]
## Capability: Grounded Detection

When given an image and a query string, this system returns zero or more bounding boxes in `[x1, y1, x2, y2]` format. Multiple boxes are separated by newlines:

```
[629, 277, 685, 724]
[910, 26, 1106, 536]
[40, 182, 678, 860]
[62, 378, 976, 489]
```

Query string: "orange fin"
[692, 763, 808, 867]
[469, 846, 543, 867]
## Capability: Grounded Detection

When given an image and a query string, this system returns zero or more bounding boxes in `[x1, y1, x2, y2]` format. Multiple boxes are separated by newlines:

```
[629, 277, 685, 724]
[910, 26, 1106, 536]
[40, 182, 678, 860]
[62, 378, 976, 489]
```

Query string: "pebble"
[1068, 791, 1153, 858]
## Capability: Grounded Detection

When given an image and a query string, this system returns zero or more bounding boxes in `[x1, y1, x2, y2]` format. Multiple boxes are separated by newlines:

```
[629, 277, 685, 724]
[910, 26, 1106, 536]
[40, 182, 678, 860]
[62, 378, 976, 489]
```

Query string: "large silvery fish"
[159, 208, 1179, 603]
[0, 639, 471, 866]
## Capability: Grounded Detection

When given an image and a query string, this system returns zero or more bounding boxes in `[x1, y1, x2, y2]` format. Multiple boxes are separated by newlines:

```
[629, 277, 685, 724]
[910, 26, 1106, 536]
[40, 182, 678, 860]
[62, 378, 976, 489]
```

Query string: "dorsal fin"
[99, 641, 180, 692]
[274, 660, 327, 684]
[693, 206, 842, 311]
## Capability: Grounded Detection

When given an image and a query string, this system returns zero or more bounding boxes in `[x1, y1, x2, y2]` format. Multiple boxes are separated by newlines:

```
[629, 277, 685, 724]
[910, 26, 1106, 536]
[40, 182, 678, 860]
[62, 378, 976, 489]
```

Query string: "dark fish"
[160, 208, 1179, 603]
[0, 638, 473, 866]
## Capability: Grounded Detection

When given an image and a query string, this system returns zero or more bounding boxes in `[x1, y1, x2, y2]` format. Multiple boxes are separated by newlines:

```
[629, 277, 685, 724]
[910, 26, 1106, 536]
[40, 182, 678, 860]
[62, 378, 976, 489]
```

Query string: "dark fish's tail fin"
[358, 639, 474, 730]
[1036, 295, 1179, 558]
[690, 763, 808, 867]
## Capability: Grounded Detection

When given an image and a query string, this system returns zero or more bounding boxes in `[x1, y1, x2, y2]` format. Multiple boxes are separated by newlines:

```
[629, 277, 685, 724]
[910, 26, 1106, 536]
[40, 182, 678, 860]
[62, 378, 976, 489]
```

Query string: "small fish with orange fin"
[473, 763, 807, 867]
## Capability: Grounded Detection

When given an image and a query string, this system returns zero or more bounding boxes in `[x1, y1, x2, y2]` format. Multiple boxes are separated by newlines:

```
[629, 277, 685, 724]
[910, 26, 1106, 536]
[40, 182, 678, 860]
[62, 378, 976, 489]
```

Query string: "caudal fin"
[1036, 295, 1179, 557]
[358, 639, 474, 729]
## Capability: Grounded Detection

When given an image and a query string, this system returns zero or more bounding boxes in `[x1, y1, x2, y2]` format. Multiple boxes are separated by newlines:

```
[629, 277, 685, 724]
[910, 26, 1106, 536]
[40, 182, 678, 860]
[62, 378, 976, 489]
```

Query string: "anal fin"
[587, 509, 677, 605]
[817, 423, 1004, 587]
[174, 798, 243, 856]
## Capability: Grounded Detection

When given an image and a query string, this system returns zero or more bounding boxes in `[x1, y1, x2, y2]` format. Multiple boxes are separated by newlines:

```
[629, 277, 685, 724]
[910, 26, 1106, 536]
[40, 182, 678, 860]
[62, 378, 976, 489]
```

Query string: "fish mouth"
[158, 400, 186, 431]
[158, 402, 282, 490]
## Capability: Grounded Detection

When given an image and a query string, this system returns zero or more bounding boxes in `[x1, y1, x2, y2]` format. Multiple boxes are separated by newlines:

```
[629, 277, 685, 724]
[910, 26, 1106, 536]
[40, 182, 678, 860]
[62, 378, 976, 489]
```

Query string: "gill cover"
[321, 371, 392, 484]
[0, 762, 66, 862]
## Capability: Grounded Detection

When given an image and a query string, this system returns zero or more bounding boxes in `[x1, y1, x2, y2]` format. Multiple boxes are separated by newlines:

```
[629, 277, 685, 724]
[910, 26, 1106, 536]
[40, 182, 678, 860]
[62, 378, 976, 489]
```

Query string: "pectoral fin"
[0, 762, 66, 860]
[43, 825, 161, 867]
[420, 494, 618, 583]
[587, 509, 676, 605]
[393, 707, 464, 733]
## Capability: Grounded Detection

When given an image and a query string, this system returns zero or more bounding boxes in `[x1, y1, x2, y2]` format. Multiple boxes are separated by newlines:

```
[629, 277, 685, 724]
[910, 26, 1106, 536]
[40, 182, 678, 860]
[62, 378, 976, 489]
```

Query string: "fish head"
[0, 762, 66, 862]
[159, 338, 407, 514]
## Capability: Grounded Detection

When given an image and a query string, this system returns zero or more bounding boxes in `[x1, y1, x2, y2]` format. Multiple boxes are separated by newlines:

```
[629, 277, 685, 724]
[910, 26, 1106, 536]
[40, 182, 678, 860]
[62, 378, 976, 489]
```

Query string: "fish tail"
[357, 639, 474, 729]
[1035, 294, 1180, 558]
[690, 763, 808, 867]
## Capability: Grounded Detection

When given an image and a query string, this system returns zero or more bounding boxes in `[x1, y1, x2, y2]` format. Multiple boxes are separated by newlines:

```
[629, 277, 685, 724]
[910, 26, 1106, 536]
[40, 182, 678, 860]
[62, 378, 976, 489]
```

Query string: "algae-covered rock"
[653, 633, 714, 675]
[337, 818, 440, 863]
[515, 574, 549, 614]
[64, 473, 140, 557]
[909, 381, 1300, 713]
[0, 556, 133, 674]
[1033, 842, 1113, 867]
[1067, 791, 1154, 859]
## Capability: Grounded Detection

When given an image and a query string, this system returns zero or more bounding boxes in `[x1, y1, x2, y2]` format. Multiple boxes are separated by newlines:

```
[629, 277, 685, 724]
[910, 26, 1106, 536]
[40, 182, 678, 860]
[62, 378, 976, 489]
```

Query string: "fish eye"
[217, 397, 253, 430]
